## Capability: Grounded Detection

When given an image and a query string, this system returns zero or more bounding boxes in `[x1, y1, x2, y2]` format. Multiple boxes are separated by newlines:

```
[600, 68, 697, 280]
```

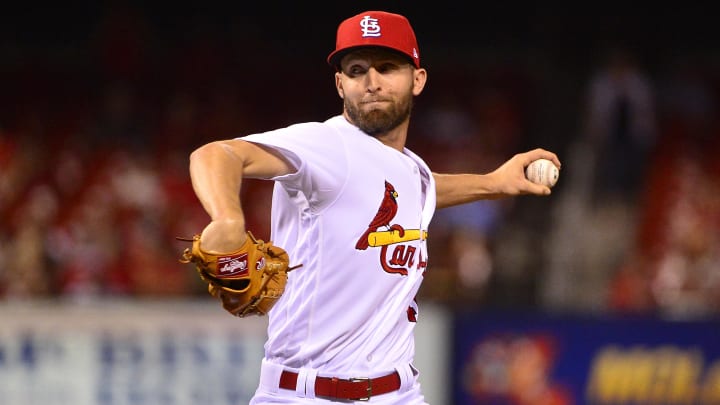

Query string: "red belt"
[279, 370, 401, 401]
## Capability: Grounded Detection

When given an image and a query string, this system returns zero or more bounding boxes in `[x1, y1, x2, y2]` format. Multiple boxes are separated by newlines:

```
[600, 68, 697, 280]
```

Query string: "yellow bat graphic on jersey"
[367, 229, 428, 247]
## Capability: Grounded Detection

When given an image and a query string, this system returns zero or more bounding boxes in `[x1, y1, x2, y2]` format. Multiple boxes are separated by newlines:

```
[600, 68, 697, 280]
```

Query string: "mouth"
[361, 98, 390, 106]
[360, 101, 390, 113]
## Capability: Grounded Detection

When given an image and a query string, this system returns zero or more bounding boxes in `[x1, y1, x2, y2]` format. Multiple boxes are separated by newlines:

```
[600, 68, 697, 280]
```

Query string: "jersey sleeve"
[239, 121, 348, 213]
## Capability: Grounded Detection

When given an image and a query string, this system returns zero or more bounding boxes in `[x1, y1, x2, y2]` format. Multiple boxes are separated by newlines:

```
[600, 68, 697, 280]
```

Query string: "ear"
[335, 72, 345, 99]
[412, 68, 428, 96]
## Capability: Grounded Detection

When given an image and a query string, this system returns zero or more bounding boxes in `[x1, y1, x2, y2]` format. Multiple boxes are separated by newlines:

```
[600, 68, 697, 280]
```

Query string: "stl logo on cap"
[359, 16, 382, 38]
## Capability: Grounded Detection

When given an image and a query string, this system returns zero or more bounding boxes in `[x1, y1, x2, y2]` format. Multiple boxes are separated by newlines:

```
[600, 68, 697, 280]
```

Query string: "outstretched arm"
[188, 139, 294, 252]
[434, 148, 561, 209]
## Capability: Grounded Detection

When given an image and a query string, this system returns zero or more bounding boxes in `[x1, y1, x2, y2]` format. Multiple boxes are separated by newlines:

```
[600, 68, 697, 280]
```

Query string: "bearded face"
[337, 49, 418, 137]
[343, 89, 414, 136]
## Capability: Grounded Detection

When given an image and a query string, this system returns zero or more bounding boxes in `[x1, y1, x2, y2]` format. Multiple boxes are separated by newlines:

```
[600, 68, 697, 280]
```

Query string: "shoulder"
[240, 117, 348, 144]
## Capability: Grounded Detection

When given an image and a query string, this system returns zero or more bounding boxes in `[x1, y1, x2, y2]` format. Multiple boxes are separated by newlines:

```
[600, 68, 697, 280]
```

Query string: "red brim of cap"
[327, 45, 419, 69]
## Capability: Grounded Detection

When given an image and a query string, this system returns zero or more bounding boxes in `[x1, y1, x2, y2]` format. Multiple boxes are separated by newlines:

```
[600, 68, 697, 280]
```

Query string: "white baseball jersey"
[242, 115, 435, 402]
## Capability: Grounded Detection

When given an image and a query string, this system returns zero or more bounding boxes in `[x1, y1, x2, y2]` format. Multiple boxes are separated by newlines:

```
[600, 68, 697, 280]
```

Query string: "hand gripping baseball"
[178, 231, 302, 317]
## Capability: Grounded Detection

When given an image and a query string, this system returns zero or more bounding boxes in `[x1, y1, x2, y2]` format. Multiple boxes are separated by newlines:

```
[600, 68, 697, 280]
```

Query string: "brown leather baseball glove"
[178, 231, 301, 317]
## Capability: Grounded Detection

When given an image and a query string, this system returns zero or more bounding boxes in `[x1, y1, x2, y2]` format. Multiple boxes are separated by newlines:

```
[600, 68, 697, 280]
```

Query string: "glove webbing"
[237, 254, 303, 317]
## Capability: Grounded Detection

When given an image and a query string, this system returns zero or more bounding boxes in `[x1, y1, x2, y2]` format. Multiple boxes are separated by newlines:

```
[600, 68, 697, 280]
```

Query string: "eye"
[344, 65, 367, 77]
[375, 63, 398, 73]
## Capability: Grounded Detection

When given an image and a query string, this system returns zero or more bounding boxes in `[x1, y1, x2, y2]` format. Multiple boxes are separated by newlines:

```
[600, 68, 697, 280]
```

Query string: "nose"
[365, 68, 382, 92]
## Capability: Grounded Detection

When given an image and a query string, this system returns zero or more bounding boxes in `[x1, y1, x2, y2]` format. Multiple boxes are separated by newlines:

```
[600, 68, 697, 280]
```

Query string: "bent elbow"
[190, 141, 230, 165]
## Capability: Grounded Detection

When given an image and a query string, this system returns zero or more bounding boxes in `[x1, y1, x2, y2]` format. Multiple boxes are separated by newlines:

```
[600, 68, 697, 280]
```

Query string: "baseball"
[525, 158, 559, 187]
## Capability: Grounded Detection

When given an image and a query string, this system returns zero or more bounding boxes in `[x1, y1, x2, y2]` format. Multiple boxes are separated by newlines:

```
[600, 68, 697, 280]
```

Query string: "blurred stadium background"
[1, 2, 719, 404]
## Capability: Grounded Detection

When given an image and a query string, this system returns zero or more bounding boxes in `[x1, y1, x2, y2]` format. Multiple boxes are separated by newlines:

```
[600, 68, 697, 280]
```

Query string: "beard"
[344, 94, 413, 137]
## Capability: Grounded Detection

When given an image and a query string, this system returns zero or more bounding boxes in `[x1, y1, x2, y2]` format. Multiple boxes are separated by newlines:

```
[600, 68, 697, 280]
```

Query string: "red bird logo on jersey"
[355, 180, 401, 250]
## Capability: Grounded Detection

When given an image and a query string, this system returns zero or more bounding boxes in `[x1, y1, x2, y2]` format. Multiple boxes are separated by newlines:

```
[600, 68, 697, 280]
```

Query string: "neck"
[374, 127, 408, 152]
[343, 112, 409, 152]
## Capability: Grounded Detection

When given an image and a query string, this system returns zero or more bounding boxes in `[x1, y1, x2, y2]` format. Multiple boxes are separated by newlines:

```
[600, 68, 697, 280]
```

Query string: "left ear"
[412, 68, 428, 96]
[335, 72, 345, 99]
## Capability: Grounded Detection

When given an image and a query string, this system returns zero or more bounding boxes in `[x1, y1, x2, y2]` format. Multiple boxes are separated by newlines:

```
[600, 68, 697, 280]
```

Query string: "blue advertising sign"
[453, 313, 720, 405]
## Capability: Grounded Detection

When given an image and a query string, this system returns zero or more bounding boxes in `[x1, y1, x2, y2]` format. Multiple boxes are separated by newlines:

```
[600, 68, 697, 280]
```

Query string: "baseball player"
[188, 10, 560, 404]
